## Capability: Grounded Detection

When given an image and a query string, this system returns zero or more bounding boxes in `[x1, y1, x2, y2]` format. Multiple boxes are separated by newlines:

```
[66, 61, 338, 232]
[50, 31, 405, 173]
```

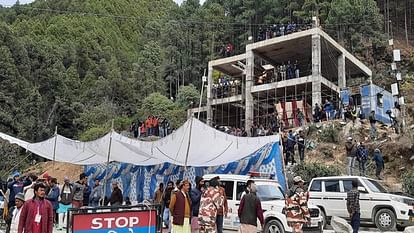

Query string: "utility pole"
[198, 69, 207, 120]
[389, 38, 405, 133]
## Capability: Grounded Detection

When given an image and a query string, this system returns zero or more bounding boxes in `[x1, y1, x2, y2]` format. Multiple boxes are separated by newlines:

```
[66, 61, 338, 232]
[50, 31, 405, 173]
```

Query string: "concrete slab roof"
[246, 28, 372, 77]
[318, 29, 372, 77]
[209, 53, 246, 77]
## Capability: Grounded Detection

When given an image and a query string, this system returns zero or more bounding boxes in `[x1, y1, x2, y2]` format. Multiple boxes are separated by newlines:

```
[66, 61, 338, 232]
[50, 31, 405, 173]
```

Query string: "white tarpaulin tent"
[0, 118, 279, 167]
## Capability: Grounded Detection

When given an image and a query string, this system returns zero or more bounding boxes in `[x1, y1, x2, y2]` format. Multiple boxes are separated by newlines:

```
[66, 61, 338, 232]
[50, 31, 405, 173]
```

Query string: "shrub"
[290, 162, 342, 186]
[401, 170, 414, 195]
[79, 126, 109, 141]
[319, 125, 339, 143]
[306, 124, 318, 136]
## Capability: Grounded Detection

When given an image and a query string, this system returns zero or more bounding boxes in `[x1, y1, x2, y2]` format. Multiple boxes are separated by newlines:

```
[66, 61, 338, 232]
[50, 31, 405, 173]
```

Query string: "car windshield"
[256, 184, 285, 201]
[363, 178, 387, 193]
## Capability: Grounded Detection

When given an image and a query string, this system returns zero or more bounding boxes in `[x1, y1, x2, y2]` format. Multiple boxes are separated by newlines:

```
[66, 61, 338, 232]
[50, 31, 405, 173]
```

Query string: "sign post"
[70, 205, 161, 233]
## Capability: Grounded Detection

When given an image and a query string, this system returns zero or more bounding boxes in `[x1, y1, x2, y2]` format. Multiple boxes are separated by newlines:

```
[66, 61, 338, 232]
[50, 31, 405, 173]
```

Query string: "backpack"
[356, 146, 368, 161]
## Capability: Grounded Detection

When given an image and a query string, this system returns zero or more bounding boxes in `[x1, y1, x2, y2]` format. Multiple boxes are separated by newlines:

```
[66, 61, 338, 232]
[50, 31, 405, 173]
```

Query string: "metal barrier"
[67, 204, 162, 233]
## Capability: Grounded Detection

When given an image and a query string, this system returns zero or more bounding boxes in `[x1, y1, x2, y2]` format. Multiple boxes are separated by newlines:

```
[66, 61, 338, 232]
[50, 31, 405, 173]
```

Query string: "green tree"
[326, 0, 383, 52]
[139, 93, 177, 117]
[176, 84, 200, 109]
[295, 0, 332, 23]
[138, 93, 187, 128]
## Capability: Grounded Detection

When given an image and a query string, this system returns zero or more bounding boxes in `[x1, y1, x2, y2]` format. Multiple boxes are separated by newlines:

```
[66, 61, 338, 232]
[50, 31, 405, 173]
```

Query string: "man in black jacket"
[238, 183, 264, 232]
[163, 181, 174, 232]
[109, 181, 123, 206]
[297, 131, 306, 163]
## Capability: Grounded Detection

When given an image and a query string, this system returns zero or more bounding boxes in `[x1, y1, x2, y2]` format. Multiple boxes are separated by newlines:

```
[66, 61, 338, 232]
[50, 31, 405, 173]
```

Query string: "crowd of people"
[219, 23, 311, 59]
[1, 172, 127, 233]
[345, 137, 385, 180]
[129, 115, 171, 138]
[153, 176, 264, 233]
[282, 130, 307, 166]
[256, 60, 306, 85]
[314, 98, 401, 136]
[215, 125, 248, 137]
[256, 23, 311, 42]
[216, 108, 307, 139]
[212, 77, 242, 99]
[313, 99, 339, 122]
[220, 43, 234, 58]
[250, 109, 306, 137]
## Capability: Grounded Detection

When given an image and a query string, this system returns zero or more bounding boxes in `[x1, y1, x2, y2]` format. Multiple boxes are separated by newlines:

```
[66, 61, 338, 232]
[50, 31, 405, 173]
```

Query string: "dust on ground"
[24, 161, 83, 183]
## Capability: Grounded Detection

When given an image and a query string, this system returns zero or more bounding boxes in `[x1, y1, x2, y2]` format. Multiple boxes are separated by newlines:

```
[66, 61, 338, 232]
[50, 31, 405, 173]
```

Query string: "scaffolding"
[191, 28, 372, 135]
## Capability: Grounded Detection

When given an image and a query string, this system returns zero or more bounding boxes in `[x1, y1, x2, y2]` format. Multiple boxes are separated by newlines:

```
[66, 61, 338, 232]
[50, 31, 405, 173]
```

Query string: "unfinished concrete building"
[192, 28, 372, 134]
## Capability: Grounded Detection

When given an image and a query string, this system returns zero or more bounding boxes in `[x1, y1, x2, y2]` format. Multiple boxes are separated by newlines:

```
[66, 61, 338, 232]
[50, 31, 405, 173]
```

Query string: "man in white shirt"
[391, 103, 401, 133]
[9, 192, 25, 233]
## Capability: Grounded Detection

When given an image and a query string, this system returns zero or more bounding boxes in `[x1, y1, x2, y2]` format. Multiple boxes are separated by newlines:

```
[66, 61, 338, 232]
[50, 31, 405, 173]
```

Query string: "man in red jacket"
[18, 182, 53, 233]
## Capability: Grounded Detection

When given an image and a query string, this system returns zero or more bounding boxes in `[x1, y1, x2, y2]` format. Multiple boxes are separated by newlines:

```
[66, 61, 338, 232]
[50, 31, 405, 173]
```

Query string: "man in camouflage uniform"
[198, 178, 224, 233]
[285, 176, 310, 233]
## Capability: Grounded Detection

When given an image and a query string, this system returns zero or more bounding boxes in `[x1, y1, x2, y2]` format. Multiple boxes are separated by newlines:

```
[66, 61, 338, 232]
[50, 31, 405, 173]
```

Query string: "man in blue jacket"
[286, 130, 296, 166]
[324, 99, 333, 121]
[89, 179, 103, 207]
[190, 176, 204, 233]
[46, 177, 60, 224]
[373, 149, 385, 180]
[7, 172, 25, 208]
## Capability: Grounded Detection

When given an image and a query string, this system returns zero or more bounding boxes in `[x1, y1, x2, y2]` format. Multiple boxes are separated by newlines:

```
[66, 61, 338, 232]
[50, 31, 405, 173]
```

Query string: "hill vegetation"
[0, 0, 413, 176]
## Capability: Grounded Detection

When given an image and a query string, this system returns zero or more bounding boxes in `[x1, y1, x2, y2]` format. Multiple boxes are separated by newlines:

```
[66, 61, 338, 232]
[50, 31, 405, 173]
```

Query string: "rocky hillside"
[23, 161, 83, 183]
[303, 118, 414, 192]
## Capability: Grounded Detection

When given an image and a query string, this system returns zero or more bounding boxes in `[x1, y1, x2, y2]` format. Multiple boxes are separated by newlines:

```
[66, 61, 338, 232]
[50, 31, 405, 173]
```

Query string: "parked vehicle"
[308, 176, 414, 231]
[203, 174, 323, 233]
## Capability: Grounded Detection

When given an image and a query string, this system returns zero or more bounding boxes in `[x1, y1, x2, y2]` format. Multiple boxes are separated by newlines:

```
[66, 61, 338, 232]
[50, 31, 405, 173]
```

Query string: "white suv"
[203, 174, 323, 233]
[307, 176, 414, 231]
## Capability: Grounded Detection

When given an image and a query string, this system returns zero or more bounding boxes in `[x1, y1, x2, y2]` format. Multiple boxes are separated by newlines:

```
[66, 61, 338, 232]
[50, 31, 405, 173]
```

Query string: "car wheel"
[374, 208, 396, 231]
[264, 219, 285, 233]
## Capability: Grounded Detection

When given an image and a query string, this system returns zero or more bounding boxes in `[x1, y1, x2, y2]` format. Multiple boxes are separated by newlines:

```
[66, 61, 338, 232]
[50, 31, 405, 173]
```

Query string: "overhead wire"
[2, 5, 388, 28]
[4, 4, 383, 127]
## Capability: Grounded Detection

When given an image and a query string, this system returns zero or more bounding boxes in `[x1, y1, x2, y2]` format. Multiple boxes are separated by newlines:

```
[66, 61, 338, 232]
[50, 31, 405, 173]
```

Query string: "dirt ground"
[23, 161, 83, 183]
[304, 118, 414, 190]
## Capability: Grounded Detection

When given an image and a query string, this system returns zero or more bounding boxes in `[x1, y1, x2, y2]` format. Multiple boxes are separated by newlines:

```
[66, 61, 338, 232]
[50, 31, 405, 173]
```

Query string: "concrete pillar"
[312, 34, 321, 77]
[338, 53, 346, 88]
[312, 33, 322, 106]
[206, 63, 213, 126]
[245, 49, 254, 135]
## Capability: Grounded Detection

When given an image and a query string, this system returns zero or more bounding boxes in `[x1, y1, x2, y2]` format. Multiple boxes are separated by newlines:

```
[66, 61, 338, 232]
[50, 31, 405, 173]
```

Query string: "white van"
[307, 176, 414, 231]
[203, 174, 323, 233]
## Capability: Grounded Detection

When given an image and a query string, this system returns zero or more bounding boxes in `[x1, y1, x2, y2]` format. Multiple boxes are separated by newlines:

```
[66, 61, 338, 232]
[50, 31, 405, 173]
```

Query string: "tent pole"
[184, 116, 194, 171]
[52, 126, 58, 169]
[101, 120, 114, 206]
[198, 69, 207, 120]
